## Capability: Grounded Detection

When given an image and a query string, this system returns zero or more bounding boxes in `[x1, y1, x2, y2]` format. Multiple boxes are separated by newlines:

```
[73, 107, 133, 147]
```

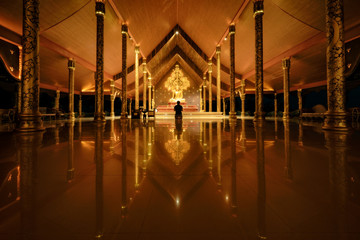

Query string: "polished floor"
[0, 118, 360, 240]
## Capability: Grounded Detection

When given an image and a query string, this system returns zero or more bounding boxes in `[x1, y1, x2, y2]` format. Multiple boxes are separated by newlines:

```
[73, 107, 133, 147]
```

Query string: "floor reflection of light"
[176, 197, 180, 207]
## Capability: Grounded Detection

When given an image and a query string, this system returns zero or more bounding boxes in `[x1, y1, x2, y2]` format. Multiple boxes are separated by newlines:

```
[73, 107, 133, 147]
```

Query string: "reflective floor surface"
[0, 118, 360, 240]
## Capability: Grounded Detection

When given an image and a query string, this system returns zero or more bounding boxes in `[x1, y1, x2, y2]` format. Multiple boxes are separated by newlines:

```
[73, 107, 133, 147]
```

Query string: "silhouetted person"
[174, 101, 183, 119]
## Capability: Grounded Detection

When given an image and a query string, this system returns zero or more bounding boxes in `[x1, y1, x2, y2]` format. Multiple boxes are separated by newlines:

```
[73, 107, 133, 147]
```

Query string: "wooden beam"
[276, 80, 327, 93]
[210, 0, 251, 59]
[40, 82, 81, 95]
[0, 25, 21, 46]
[40, 36, 113, 80]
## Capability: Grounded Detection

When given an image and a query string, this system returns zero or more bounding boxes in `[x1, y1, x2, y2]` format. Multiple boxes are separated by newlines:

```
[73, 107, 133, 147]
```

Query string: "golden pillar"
[323, 0, 349, 131]
[241, 118, 246, 151]
[297, 89, 302, 118]
[67, 121, 75, 182]
[94, 122, 105, 238]
[283, 121, 292, 180]
[203, 74, 207, 111]
[240, 79, 246, 117]
[79, 93, 82, 117]
[208, 59, 213, 112]
[55, 90, 60, 113]
[282, 57, 291, 121]
[216, 46, 221, 112]
[254, 0, 265, 123]
[148, 77, 152, 110]
[199, 87, 203, 112]
[17, 80, 22, 114]
[223, 98, 226, 115]
[18, 0, 43, 131]
[142, 59, 147, 109]
[152, 87, 155, 110]
[274, 93, 277, 118]
[121, 24, 128, 119]
[229, 24, 236, 119]
[94, 0, 106, 122]
[68, 58, 75, 121]
[110, 80, 115, 118]
[135, 46, 140, 111]
[129, 98, 132, 116]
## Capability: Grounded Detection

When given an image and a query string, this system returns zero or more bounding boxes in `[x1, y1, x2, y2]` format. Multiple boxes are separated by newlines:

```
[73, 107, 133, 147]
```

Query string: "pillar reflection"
[67, 121, 75, 182]
[135, 122, 139, 189]
[283, 121, 292, 180]
[121, 119, 128, 216]
[241, 118, 247, 151]
[209, 122, 213, 171]
[298, 121, 303, 146]
[325, 131, 348, 239]
[142, 121, 147, 172]
[110, 119, 115, 155]
[217, 121, 222, 188]
[17, 131, 43, 238]
[254, 120, 266, 239]
[230, 119, 237, 216]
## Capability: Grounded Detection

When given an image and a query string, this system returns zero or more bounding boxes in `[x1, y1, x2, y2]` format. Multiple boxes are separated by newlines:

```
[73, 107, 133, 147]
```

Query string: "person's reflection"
[254, 120, 266, 239]
[67, 121, 75, 182]
[283, 121, 292, 180]
[94, 122, 105, 239]
[17, 131, 44, 239]
[175, 118, 183, 140]
[325, 131, 348, 239]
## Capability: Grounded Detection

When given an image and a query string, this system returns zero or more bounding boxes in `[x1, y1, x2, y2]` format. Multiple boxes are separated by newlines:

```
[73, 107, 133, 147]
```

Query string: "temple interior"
[1, 0, 360, 239]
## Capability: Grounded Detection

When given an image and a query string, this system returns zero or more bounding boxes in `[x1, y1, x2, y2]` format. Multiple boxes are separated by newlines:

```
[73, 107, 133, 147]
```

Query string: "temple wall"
[154, 67, 200, 109]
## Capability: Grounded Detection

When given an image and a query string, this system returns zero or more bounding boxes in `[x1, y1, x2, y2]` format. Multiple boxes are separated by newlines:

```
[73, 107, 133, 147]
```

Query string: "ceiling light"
[224, 37, 227, 41]
[175, 31, 179, 35]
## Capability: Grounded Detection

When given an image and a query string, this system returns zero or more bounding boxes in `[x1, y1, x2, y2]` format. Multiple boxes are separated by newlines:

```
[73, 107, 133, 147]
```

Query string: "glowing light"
[175, 31, 179, 35]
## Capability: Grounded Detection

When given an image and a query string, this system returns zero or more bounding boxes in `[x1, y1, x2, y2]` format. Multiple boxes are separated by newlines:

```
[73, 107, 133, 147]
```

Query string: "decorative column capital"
[297, 89, 302, 93]
[241, 79, 246, 87]
[121, 24, 128, 35]
[229, 24, 235, 35]
[208, 59, 213, 73]
[274, 92, 277, 97]
[68, 58, 75, 69]
[216, 45, 221, 54]
[282, 57, 291, 70]
[135, 46, 140, 54]
[253, 0, 264, 17]
[95, 0, 105, 16]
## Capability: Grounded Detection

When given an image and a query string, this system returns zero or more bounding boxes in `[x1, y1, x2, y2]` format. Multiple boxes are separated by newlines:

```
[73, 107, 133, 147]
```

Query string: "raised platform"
[157, 103, 198, 113]
[155, 111, 224, 119]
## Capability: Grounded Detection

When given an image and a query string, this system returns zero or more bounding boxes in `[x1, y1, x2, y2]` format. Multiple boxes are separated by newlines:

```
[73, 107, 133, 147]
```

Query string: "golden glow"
[253, 10, 264, 17]
[165, 65, 190, 103]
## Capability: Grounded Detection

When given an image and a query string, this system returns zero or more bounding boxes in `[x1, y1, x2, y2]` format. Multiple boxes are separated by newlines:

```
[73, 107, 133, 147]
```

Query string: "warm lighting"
[224, 37, 227, 41]
[175, 31, 179, 35]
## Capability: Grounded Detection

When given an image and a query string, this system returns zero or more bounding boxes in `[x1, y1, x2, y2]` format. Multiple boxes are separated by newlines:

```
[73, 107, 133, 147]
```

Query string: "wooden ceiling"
[0, 0, 360, 96]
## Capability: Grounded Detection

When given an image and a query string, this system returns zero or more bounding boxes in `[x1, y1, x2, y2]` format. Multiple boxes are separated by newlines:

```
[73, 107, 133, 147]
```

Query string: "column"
[55, 90, 60, 113]
[323, 0, 349, 131]
[216, 46, 221, 112]
[282, 57, 290, 121]
[135, 46, 140, 112]
[199, 87, 203, 112]
[121, 24, 128, 119]
[68, 58, 75, 121]
[17, 81, 22, 114]
[229, 24, 236, 119]
[240, 79, 246, 117]
[203, 74, 207, 111]
[94, 0, 106, 122]
[223, 98, 226, 115]
[297, 89, 303, 117]
[79, 93, 82, 117]
[143, 59, 147, 109]
[152, 87, 155, 110]
[110, 80, 115, 118]
[208, 59, 213, 112]
[148, 77, 152, 110]
[129, 98, 132, 116]
[254, 0, 265, 122]
[274, 93, 278, 118]
[17, 0, 43, 131]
